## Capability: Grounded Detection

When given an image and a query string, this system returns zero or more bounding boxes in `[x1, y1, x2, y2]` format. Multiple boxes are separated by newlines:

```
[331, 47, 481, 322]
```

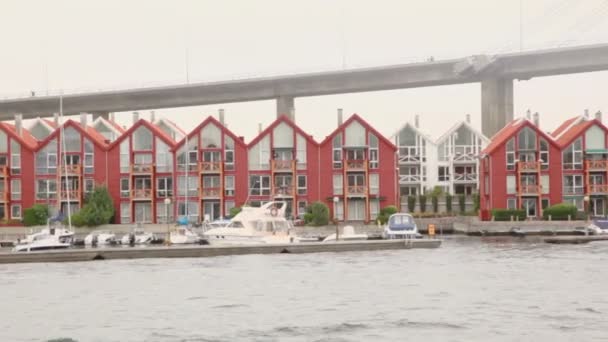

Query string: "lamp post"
[583, 195, 590, 236]
[333, 196, 339, 241]
[164, 198, 172, 245]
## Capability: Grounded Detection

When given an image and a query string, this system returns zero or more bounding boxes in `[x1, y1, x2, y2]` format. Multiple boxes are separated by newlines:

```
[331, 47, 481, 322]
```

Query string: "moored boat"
[383, 213, 422, 239]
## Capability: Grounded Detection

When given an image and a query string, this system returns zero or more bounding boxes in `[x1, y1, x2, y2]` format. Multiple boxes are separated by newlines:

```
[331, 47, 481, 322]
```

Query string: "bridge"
[1, 43, 608, 137]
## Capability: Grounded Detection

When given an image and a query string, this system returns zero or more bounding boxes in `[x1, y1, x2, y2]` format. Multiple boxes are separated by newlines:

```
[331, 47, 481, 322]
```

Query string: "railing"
[520, 184, 541, 195]
[346, 185, 367, 196]
[398, 155, 421, 163]
[518, 161, 540, 173]
[272, 160, 294, 172]
[589, 184, 608, 194]
[273, 187, 294, 197]
[131, 189, 153, 199]
[131, 164, 154, 174]
[563, 186, 584, 195]
[59, 164, 81, 175]
[453, 173, 477, 182]
[199, 161, 222, 173]
[345, 159, 367, 171]
[586, 159, 608, 170]
[399, 174, 422, 183]
[59, 189, 80, 201]
[200, 187, 221, 198]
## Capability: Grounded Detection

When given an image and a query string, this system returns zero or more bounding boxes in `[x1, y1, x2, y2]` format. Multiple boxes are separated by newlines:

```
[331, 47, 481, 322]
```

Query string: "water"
[1, 237, 608, 342]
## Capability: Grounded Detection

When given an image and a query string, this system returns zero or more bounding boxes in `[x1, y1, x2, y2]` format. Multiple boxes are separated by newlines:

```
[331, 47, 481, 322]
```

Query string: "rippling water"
[1, 237, 608, 342]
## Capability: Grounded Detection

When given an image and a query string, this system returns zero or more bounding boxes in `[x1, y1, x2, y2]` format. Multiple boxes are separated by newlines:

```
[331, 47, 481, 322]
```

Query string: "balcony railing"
[398, 154, 422, 163]
[59, 164, 81, 175]
[131, 164, 154, 174]
[452, 146, 477, 162]
[563, 186, 584, 195]
[199, 161, 222, 173]
[272, 160, 294, 172]
[273, 187, 294, 197]
[453, 173, 477, 182]
[586, 159, 608, 171]
[346, 185, 367, 196]
[520, 184, 541, 195]
[131, 189, 153, 199]
[518, 161, 540, 173]
[399, 174, 423, 183]
[345, 159, 367, 171]
[589, 184, 608, 194]
[200, 187, 221, 198]
[59, 189, 80, 201]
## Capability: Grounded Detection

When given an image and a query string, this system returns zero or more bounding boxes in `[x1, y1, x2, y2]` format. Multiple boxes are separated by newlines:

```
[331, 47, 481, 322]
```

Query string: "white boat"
[120, 228, 156, 245]
[84, 230, 117, 246]
[170, 227, 201, 244]
[322, 225, 368, 242]
[18, 226, 75, 245]
[13, 231, 72, 252]
[202, 201, 299, 245]
[587, 219, 608, 235]
[382, 213, 422, 239]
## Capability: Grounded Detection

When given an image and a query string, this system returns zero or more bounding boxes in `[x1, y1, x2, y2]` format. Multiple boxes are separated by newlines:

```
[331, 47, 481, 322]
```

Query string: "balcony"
[586, 159, 608, 171]
[59, 164, 81, 176]
[398, 154, 422, 164]
[518, 161, 540, 173]
[272, 160, 294, 172]
[589, 184, 608, 194]
[273, 187, 294, 197]
[131, 189, 153, 200]
[399, 174, 423, 184]
[346, 185, 367, 197]
[453, 173, 477, 183]
[563, 186, 584, 196]
[519, 184, 541, 195]
[131, 164, 154, 174]
[199, 161, 222, 174]
[345, 159, 367, 171]
[59, 189, 80, 201]
[452, 146, 477, 163]
[200, 187, 221, 198]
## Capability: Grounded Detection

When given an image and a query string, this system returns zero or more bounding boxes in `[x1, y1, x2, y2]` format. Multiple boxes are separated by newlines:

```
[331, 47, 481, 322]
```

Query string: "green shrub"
[69, 186, 115, 227]
[419, 194, 427, 213]
[431, 195, 439, 213]
[491, 208, 526, 221]
[307, 201, 329, 226]
[458, 194, 466, 213]
[472, 193, 480, 212]
[407, 196, 416, 213]
[445, 193, 453, 213]
[376, 205, 398, 224]
[23, 204, 49, 226]
[542, 203, 577, 220]
[303, 212, 314, 224]
[229, 206, 242, 218]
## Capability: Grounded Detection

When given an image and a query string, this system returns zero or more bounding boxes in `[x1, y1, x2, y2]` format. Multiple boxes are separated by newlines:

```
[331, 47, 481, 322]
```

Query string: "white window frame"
[370, 174, 379, 195]
[333, 134, 342, 169]
[11, 204, 21, 219]
[506, 138, 515, 171]
[156, 177, 172, 198]
[11, 179, 20, 200]
[225, 175, 235, 196]
[120, 178, 130, 198]
[249, 175, 271, 196]
[507, 198, 516, 210]
[84, 178, 94, 194]
[225, 200, 235, 216]
[297, 175, 307, 195]
[368, 133, 379, 169]
[333, 174, 343, 195]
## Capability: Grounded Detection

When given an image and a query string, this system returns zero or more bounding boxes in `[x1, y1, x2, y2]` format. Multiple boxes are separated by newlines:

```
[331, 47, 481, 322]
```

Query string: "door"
[522, 198, 537, 218]
[347, 199, 365, 221]
[591, 197, 605, 217]
[135, 202, 152, 223]
[203, 201, 221, 221]
[347, 173, 366, 196]
[202, 176, 220, 197]
[274, 175, 293, 197]
[134, 177, 152, 197]
[274, 149, 293, 161]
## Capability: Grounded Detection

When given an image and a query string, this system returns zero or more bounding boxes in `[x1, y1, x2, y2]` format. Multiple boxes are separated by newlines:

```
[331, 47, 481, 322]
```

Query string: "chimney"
[596, 110, 602, 123]
[133, 111, 139, 125]
[584, 109, 590, 118]
[465, 114, 471, 124]
[150, 111, 155, 123]
[415, 115, 419, 128]
[109, 112, 115, 122]
[219, 108, 225, 126]
[15, 114, 23, 137]
[533, 112, 539, 127]
[526, 109, 531, 120]
[337, 108, 343, 126]
[53, 113, 59, 127]
[80, 113, 88, 128]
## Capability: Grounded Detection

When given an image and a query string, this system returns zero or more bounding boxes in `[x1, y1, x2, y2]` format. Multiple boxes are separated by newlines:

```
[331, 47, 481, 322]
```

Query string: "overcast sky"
[1, 0, 607, 141]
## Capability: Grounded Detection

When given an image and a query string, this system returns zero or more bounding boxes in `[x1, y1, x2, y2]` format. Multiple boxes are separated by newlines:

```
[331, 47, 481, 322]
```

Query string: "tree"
[419, 194, 427, 213]
[472, 193, 480, 213]
[445, 193, 453, 213]
[458, 194, 466, 214]
[70, 186, 115, 227]
[431, 195, 439, 213]
[23, 204, 49, 226]
[376, 205, 398, 224]
[306, 202, 329, 226]
[407, 196, 416, 213]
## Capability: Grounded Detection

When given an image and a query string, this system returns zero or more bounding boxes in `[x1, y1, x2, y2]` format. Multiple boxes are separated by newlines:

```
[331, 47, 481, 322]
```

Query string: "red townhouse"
[173, 115, 248, 222]
[319, 113, 398, 222]
[479, 116, 562, 220]
[246, 115, 320, 219]
[552, 112, 608, 217]
[0, 116, 38, 221]
[107, 116, 177, 224]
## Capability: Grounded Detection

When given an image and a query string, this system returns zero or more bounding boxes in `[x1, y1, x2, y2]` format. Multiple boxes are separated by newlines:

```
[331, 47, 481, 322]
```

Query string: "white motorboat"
[586, 219, 608, 235]
[202, 201, 299, 245]
[84, 230, 117, 246]
[18, 226, 75, 245]
[382, 213, 422, 239]
[170, 227, 201, 244]
[120, 228, 156, 245]
[13, 234, 71, 252]
[322, 225, 368, 242]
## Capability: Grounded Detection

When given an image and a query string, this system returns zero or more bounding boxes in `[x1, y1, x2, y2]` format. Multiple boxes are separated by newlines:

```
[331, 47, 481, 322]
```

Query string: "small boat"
[170, 227, 201, 244]
[382, 213, 422, 239]
[322, 225, 368, 242]
[84, 230, 117, 246]
[12, 234, 71, 252]
[120, 228, 156, 245]
[18, 226, 75, 245]
[587, 219, 608, 235]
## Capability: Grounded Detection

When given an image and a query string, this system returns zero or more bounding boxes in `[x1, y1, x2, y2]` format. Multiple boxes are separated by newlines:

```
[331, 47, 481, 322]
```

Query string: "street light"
[164, 197, 172, 245]
[333, 196, 339, 241]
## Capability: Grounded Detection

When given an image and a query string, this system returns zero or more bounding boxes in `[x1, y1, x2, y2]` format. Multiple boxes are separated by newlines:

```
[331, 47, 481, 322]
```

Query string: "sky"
[1, 0, 608, 142]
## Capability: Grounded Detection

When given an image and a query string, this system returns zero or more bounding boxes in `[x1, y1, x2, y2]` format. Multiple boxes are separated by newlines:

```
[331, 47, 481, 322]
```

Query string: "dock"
[0, 239, 441, 264]
[544, 235, 608, 244]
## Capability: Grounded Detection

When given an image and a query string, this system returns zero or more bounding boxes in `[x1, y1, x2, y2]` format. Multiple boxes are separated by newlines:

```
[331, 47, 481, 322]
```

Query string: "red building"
[174, 116, 248, 222]
[319, 114, 398, 222]
[479, 117, 562, 219]
[246, 115, 320, 219]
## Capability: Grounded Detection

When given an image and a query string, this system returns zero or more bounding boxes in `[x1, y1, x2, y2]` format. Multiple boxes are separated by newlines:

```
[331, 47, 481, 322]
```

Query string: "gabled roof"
[42, 118, 58, 129]
[555, 118, 608, 148]
[154, 117, 186, 141]
[92, 116, 125, 135]
[248, 114, 318, 148]
[108, 118, 176, 150]
[34, 119, 110, 152]
[482, 118, 558, 155]
[0, 123, 38, 150]
[551, 116, 583, 138]
[174, 116, 247, 151]
[320, 113, 396, 150]
[435, 120, 489, 145]
[389, 121, 435, 145]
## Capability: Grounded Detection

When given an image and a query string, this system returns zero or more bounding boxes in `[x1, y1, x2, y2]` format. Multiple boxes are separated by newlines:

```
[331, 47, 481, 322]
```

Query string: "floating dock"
[0, 239, 441, 264]
[544, 235, 608, 244]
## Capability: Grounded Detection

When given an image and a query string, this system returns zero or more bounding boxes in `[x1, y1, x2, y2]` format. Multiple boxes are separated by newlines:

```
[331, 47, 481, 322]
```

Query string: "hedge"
[542, 203, 577, 221]
[491, 209, 526, 221]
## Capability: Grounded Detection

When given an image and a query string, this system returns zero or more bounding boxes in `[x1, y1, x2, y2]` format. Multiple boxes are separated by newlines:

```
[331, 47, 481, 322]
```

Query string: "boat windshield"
[228, 221, 244, 228]
[390, 215, 413, 225]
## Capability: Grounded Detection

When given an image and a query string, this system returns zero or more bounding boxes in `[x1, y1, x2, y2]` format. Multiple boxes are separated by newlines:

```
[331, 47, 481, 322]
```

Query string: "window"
[177, 202, 199, 222]
[369, 133, 379, 169]
[224, 136, 235, 171]
[225, 175, 235, 196]
[506, 176, 516, 195]
[248, 136, 270, 170]
[120, 139, 130, 173]
[177, 138, 198, 172]
[539, 139, 549, 170]
[133, 153, 152, 166]
[333, 174, 343, 195]
[120, 178, 130, 198]
[334, 199, 344, 221]
[297, 175, 307, 195]
[564, 197, 584, 211]
[438, 166, 450, 181]
[400, 186, 418, 196]
[563, 175, 583, 195]
[297, 201, 307, 216]
[133, 126, 153, 151]
[10, 140, 20, 175]
[518, 126, 537, 151]
[370, 200, 380, 220]
[156, 138, 173, 173]
[157, 177, 173, 198]
[201, 123, 221, 148]
[11, 204, 21, 219]
[177, 176, 198, 197]
[563, 138, 583, 170]
[36, 179, 58, 200]
[541, 175, 550, 195]
[506, 138, 515, 171]
[0, 131, 6, 153]
[156, 202, 174, 223]
[85, 178, 94, 194]
[370, 174, 379, 195]
[225, 201, 235, 216]
[507, 198, 516, 210]
[83, 139, 94, 173]
[542, 199, 550, 210]
[296, 134, 307, 170]
[120, 202, 131, 223]
[11, 179, 20, 200]
[333, 133, 342, 169]
[249, 175, 270, 195]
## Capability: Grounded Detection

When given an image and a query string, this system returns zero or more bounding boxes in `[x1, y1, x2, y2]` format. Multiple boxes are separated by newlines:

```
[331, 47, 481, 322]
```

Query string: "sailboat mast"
[185, 134, 188, 223]
[59, 95, 72, 228]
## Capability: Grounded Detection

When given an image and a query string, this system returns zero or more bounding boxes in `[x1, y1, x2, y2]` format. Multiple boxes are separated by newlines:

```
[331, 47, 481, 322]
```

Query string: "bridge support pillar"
[276, 96, 295, 121]
[91, 111, 110, 121]
[481, 78, 513, 137]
